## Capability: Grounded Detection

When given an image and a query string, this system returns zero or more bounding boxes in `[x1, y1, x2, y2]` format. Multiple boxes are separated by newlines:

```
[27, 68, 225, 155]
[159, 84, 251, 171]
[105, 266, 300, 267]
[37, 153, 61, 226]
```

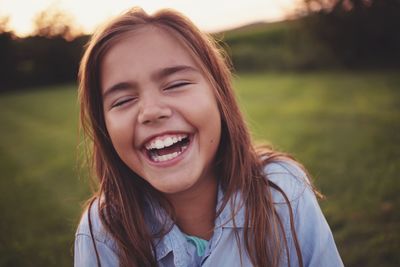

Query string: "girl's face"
[100, 27, 221, 195]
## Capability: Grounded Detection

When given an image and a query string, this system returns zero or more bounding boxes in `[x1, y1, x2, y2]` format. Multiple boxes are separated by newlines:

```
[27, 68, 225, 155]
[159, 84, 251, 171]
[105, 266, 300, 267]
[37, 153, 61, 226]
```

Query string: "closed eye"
[111, 97, 136, 108]
[164, 81, 192, 91]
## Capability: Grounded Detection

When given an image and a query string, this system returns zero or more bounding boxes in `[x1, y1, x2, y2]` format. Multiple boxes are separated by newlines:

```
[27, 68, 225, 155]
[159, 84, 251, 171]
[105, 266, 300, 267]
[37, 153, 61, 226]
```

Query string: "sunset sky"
[0, 0, 300, 36]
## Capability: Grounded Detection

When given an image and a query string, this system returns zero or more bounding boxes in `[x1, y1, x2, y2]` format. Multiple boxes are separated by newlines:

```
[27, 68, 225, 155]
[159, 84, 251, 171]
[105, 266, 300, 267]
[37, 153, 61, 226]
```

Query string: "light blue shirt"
[74, 161, 344, 267]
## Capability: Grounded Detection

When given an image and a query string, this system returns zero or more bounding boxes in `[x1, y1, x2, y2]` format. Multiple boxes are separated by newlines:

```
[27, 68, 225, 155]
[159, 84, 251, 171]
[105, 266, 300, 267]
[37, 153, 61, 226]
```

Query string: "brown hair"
[79, 7, 307, 267]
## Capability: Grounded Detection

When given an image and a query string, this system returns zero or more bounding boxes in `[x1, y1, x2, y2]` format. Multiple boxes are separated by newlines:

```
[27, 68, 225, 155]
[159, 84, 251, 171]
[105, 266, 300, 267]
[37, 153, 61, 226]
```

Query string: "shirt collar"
[150, 183, 247, 261]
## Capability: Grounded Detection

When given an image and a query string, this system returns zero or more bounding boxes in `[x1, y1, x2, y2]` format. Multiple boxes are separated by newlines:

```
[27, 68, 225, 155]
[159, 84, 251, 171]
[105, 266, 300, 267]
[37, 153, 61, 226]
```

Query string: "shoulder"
[76, 199, 107, 240]
[263, 160, 344, 266]
[76, 198, 116, 246]
[263, 159, 313, 204]
[75, 198, 119, 261]
[262, 159, 321, 235]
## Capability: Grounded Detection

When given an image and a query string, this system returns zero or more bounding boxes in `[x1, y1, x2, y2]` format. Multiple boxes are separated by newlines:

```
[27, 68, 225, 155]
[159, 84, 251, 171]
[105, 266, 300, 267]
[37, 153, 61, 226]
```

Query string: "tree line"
[0, 1, 399, 91]
[303, 0, 400, 68]
[222, 0, 400, 72]
[0, 8, 89, 91]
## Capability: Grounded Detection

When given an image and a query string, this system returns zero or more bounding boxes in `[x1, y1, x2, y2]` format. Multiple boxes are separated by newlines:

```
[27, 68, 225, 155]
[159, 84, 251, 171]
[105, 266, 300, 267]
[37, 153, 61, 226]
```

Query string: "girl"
[74, 7, 343, 267]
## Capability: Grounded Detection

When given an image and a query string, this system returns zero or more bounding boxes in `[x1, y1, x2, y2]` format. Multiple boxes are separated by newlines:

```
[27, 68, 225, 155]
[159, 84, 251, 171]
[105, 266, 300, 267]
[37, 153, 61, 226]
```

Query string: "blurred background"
[0, 0, 399, 266]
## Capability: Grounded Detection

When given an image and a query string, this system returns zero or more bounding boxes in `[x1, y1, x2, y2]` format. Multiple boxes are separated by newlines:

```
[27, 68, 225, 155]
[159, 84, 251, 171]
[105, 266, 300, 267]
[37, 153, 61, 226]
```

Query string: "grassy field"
[0, 71, 399, 266]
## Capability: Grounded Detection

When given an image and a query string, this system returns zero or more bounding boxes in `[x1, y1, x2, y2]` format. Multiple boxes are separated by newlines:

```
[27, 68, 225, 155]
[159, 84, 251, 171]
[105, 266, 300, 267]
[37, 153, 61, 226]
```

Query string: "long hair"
[79, 7, 306, 267]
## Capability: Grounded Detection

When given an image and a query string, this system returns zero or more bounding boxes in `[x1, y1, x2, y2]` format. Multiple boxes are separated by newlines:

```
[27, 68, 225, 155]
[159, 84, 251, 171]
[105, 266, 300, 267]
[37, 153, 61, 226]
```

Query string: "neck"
[165, 176, 218, 240]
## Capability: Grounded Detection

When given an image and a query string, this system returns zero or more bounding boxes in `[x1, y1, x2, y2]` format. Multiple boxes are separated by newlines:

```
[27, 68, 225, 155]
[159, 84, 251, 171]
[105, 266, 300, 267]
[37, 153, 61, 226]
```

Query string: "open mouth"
[143, 133, 191, 163]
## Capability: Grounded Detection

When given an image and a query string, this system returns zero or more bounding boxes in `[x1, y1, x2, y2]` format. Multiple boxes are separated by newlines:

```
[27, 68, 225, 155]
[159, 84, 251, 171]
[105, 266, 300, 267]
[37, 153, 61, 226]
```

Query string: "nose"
[137, 96, 172, 125]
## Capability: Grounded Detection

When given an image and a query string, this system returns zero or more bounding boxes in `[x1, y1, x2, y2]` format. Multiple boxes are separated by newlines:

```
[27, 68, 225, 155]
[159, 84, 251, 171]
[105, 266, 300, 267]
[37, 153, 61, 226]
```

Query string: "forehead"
[106, 25, 188, 56]
[100, 26, 200, 88]
[100, 26, 202, 91]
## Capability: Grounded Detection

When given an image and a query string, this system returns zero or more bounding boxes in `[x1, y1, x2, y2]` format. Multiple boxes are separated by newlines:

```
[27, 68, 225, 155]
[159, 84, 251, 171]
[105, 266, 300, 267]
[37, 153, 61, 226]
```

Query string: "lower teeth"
[150, 145, 188, 162]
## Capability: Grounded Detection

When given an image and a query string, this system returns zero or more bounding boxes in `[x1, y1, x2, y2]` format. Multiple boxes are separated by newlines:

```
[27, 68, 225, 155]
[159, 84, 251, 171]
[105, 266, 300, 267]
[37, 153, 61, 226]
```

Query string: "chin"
[150, 178, 196, 195]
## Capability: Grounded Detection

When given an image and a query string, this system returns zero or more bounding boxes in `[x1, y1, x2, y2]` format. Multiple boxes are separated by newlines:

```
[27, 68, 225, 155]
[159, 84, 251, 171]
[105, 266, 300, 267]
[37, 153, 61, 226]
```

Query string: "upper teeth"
[145, 134, 187, 150]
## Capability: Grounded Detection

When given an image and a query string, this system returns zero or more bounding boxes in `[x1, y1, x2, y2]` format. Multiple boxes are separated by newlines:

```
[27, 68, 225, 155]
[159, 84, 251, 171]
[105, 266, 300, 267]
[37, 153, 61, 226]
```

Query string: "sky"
[0, 0, 300, 36]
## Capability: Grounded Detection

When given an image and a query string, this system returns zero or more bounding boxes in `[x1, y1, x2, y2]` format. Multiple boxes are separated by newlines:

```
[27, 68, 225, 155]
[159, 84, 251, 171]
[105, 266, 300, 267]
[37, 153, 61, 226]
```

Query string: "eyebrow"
[151, 65, 198, 81]
[102, 81, 137, 100]
[102, 65, 198, 100]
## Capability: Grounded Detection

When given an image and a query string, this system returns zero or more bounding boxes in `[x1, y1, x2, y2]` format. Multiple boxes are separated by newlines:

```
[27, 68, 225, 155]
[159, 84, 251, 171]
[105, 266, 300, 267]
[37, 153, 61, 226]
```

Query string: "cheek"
[106, 118, 145, 176]
[208, 115, 222, 152]
[104, 113, 135, 158]
[188, 85, 220, 117]
[194, 99, 222, 146]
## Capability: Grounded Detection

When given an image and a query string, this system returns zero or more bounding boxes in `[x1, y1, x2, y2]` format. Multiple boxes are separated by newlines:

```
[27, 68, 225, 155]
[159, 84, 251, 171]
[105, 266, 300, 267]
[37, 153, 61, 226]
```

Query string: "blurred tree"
[302, 0, 400, 68]
[0, 16, 11, 34]
[0, 16, 17, 90]
[32, 7, 82, 41]
[0, 10, 89, 90]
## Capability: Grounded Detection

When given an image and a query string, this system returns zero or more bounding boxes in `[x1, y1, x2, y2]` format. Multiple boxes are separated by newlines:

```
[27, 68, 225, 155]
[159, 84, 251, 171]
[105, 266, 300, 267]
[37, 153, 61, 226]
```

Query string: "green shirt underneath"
[185, 235, 208, 257]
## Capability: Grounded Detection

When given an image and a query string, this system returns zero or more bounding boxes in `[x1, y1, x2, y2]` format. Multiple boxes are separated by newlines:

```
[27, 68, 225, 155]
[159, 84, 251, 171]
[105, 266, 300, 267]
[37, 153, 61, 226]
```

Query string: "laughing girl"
[74, 7, 344, 267]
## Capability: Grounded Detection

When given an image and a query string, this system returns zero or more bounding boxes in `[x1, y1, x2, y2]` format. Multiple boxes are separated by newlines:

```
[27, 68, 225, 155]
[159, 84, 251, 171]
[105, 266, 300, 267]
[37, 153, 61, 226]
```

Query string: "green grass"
[0, 71, 399, 266]
[0, 86, 90, 266]
[235, 71, 400, 266]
